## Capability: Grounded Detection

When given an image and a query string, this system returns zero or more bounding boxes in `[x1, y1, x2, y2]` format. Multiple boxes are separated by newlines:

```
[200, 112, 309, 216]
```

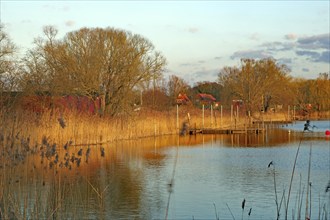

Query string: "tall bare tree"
[167, 75, 190, 105]
[292, 73, 330, 112]
[0, 24, 19, 92]
[218, 58, 291, 114]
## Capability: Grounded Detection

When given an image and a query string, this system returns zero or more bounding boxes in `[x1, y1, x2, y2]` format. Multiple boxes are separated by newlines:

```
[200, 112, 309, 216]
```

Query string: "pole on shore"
[176, 104, 179, 133]
[211, 104, 213, 127]
[220, 105, 223, 128]
[202, 104, 205, 128]
[231, 105, 233, 128]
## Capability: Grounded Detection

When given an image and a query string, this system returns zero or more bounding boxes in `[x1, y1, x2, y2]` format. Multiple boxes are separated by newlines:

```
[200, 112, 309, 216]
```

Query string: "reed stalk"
[269, 161, 281, 219]
[226, 203, 236, 220]
[305, 144, 312, 219]
[213, 203, 219, 220]
[165, 142, 179, 220]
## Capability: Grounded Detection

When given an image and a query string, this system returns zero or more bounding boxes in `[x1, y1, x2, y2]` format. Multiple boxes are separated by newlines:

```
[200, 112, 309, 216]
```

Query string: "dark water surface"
[3, 121, 330, 219]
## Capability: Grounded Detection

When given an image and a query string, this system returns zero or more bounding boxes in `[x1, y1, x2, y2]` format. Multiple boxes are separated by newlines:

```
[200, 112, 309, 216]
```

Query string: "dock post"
[176, 104, 179, 133]
[202, 104, 205, 128]
[220, 105, 223, 128]
[231, 105, 233, 128]
[211, 104, 213, 127]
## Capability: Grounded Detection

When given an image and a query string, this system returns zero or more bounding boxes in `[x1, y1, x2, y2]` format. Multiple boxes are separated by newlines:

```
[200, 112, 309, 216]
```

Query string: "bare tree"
[167, 75, 190, 104]
[292, 74, 330, 113]
[218, 58, 291, 114]
[0, 24, 18, 91]
[22, 26, 167, 116]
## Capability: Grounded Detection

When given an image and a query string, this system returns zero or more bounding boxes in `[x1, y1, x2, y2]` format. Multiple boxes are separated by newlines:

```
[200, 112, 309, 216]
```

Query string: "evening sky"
[1, 0, 329, 85]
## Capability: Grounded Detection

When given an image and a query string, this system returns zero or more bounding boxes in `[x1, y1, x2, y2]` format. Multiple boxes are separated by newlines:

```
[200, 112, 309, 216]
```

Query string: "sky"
[1, 0, 329, 85]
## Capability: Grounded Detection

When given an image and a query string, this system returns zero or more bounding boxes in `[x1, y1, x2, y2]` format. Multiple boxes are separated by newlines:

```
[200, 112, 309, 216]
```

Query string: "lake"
[1, 120, 329, 219]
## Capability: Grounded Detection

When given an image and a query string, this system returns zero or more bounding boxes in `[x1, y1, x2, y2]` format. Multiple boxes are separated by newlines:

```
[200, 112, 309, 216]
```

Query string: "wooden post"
[176, 104, 179, 133]
[220, 105, 223, 128]
[211, 104, 213, 127]
[288, 105, 290, 120]
[293, 105, 296, 122]
[202, 104, 204, 128]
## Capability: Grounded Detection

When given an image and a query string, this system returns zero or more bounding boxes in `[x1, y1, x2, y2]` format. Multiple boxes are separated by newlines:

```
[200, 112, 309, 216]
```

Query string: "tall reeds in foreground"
[278, 129, 329, 220]
[285, 132, 304, 220]
[0, 133, 109, 219]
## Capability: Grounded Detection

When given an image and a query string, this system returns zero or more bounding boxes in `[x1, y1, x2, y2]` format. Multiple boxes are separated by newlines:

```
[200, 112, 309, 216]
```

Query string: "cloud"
[296, 50, 320, 58]
[260, 41, 295, 51]
[284, 33, 298, 40]
[21, 19, 31, 24]
[179, 61, 204, 68]
[302, 68, 309, 72]
[296, 50, 330, 63]
[277, 58, 292, 65]
[65, 20, 75, 27]
[315, 50, 330, 63]
[249, 33, 260, 41]
[179, 62, 194, 67]
[187, 27, 199, 33]
[251, 33, 329, 64]
[62, 6, 70, 11]
[187, 68, 219, 85]
[214, 56, 222, 60]
[297, 33, 330, 50]
[258, 33, 329, 54]
[230, 50, 273, 60]
[42, 4, 70, 12]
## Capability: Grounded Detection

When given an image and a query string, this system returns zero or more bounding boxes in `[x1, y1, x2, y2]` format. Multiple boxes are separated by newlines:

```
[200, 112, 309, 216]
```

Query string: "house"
[17, 94, 102, 115]
[176, 93, 190, 105]
[195, 93, 216, 106]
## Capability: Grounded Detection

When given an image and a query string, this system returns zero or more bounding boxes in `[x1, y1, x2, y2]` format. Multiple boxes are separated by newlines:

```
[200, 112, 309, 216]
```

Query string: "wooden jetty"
[188, 127, 264, 135]
[253, 120, 292, 124]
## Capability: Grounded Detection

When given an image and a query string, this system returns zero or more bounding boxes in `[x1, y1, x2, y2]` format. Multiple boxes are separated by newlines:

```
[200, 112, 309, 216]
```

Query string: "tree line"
[1, 24, 329, 116]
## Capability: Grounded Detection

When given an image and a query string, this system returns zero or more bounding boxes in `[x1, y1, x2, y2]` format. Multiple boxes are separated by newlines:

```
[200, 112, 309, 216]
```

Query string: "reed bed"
[0, 105, 268, 147]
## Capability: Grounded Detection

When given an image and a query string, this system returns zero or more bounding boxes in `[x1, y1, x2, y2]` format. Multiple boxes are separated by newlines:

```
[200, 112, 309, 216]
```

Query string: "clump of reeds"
[267, 130, 329, 220]
[0, 120, 111, 219]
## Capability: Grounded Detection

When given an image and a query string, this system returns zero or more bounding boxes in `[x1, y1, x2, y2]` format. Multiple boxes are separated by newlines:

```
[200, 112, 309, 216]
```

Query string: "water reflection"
[1, 123, 329, 219]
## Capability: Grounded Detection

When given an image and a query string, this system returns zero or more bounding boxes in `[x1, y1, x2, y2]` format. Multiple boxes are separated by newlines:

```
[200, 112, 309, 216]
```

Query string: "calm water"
[2, 120, 330, 219]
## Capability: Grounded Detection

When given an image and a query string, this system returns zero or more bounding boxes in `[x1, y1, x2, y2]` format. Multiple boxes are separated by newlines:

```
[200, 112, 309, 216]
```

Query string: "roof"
[176, 93, 190, 104]
[196, 93, 216, 102]
[177, 93, 190, 101]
